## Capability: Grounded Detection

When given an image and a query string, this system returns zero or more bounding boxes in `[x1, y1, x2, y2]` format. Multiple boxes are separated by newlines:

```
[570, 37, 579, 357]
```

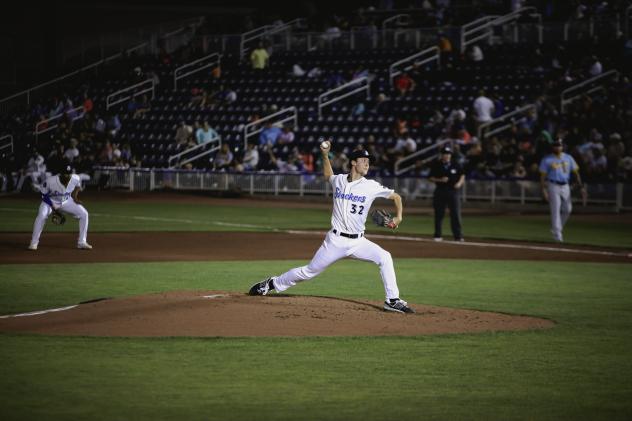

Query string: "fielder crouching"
[28, 165, 92, 251]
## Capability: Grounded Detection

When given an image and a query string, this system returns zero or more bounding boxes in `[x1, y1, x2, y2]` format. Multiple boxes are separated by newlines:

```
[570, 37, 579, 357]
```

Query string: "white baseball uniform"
[273, 174, 401, 299]
[30, 174, 89, 247]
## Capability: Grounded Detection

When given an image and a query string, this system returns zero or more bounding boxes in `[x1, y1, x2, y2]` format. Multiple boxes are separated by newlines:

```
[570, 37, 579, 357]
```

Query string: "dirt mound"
[0, 291, 554, 337]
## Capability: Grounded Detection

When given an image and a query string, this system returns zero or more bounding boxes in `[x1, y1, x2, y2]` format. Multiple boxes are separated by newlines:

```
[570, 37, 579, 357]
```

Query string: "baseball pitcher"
[249, 139, 415, 314]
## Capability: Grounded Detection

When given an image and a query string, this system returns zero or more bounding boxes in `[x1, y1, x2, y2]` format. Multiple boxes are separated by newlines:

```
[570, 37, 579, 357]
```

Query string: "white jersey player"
[28, 166, 92, 250]
[249, 140, 414, 314]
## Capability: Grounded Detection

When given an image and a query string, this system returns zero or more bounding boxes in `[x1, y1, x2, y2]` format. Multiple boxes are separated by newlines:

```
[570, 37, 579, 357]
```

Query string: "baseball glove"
[371, 209, 396, 229]
[51, 210, 66, 226]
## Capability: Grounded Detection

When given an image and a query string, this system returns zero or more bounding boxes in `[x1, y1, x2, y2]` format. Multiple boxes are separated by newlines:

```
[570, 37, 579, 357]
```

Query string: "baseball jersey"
[539, 153, 578, 184]
[329, 174, 394, 234]
[41, 174, 81, 206]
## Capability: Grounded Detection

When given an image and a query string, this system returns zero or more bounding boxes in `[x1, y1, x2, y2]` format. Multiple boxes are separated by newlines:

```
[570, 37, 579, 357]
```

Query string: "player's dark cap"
[349, 148, 373, 162]
[62, 164, 74, 174]
[441, 145, 452, 154]
[552, 139, 563, 146]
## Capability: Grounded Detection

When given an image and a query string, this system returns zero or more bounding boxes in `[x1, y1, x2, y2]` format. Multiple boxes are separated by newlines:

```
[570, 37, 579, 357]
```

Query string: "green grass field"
[1, 198, 631, 247]
[1, 196, 631, 420]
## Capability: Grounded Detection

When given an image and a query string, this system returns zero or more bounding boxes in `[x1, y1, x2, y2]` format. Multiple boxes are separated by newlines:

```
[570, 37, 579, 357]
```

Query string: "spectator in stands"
[175, 121, 193, 145]
[301, 147, 315, 173]
[588, 55, 603, 76]
[266, 145, 301, 172]
[212, 143, 234, 171]
[196, 121, 219, 144]
[241, 142, 260, 171]
[467, 44, 484, 62]
[472, 90, 495, 127]
[134, 95, 151, 119]
[259, 121, 282, 146]
[392, 117, 409, 138]
[83, 92, 94, 115]
[392, 136, 417, 156]
[325, 71, 346, 90]
[394, 71, 416, 96]
[369, 93, 389, 114]
[98, 140, 114, 164]
[438, 32, 453, 57]
[190, 88, 208, 108]
[321, 21, 342, 46]
[331, 150, 349, 172]
[491, 93, 505, 118]
[250, 41, 270, 70]
[350, 101, 366, 117]
[292, 63, 306, 77]
[108, 113, 122, 137]
[64, 138, 80, 162]
[278, 125, 295, 145]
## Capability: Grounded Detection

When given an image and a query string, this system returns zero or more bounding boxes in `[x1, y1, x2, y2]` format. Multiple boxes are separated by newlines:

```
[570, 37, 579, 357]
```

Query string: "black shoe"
[248, 277, 275, 296]
[383, 298, 415, 314]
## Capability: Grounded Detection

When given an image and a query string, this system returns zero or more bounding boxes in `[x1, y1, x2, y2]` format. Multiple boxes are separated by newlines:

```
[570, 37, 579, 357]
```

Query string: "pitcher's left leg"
[349, 238, 399, 300]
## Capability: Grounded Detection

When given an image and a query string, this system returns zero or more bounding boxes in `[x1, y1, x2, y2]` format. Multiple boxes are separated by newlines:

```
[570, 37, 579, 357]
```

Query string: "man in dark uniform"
[429, 145, 465, 241]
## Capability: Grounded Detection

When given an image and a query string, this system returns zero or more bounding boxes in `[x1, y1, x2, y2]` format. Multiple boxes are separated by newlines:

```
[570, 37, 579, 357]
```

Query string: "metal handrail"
[460, 7, 541, 53]
[168, 135, 222, 168]
[477, 104, 536, 141]
[560, 70, 619, 112]
[0, 134, 13, 154]
[382, 14, 411, 30]
[34, 106, 85, 141]
[240, 18, 305, 60]
[317, 76, 370, 119]
[243, 106, 298, 149]
[106, 79, 155, 111]
[394, 138, 452, 176]
[389, 46, 440, 86]
[173, 52, 222, 91]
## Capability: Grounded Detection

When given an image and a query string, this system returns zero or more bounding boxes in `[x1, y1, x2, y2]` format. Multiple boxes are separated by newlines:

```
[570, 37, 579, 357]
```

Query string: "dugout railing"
[91, 167, 630, 211]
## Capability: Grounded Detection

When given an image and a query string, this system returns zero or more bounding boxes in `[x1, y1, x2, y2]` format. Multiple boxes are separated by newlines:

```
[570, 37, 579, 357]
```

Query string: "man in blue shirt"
[539, 139, 587, 242]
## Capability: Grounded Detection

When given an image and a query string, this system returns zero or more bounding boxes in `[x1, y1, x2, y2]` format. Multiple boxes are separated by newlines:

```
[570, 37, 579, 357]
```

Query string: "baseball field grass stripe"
[1, 201, 631, 248]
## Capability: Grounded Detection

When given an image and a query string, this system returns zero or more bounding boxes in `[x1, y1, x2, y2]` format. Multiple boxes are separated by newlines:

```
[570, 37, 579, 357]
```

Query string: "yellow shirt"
[250, 48, 269, 69]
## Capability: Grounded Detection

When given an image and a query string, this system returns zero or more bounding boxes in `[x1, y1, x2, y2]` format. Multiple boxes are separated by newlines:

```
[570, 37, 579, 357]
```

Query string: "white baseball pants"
[30, 199, 89, 246]
[273, 230, 400, 300]
[548, 183, 571, 241]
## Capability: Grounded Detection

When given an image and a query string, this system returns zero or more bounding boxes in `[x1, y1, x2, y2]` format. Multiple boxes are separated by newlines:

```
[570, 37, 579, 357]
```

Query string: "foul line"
[0, 305, 77, 319]
[285, 230, 632, 258]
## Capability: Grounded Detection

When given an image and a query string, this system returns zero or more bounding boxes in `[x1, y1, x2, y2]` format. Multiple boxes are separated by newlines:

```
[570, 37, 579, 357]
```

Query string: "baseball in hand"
[320, 140, 331, 151]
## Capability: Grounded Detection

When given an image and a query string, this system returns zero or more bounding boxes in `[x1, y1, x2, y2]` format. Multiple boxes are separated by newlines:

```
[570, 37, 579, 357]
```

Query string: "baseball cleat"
[433, 237, 443, 242]
[27, 244, 38, 251]
[248, 277, 275, 296]
[384, 298, 415, 314]
[77, 242, 93, 250]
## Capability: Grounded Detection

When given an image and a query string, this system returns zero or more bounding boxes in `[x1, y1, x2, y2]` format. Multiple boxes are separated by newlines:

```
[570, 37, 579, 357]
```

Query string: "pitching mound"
[0, 291, 554, 337]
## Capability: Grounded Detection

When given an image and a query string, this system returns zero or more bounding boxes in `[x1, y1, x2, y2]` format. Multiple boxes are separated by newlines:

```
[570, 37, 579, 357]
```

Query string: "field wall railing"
[90, 167, 630, 211]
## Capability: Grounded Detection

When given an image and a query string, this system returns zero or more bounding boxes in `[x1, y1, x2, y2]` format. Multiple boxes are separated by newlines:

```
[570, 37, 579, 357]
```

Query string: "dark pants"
[433, 189, 463, 239]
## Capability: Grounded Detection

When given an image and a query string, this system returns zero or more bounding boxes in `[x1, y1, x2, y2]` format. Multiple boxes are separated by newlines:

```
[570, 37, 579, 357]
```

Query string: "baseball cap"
[552, 139, 563, 146]
[441, 145, 452, 154]
[348, 148, 373, 162]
